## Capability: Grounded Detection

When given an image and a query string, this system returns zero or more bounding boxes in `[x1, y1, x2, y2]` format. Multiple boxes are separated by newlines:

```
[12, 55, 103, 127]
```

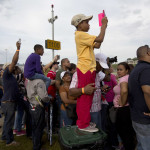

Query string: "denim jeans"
[29, 73, 51, 90]
[60, 110, 73, 128]
[132, 121, 150, 150]
[90, 110, 102, 129]
[14, 96, 24, 131]
[56, 93, 62, 109]
[29, 105, 45, 150]
[14, 110, 24, 131]
[1, 102, 16, 144]
[24, 100, 32, 137]
[56, 93, 62, 127]
[101, 104, 109, 132]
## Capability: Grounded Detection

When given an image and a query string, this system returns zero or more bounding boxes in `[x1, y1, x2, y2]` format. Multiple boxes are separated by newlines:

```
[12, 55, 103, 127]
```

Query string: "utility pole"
[47, 5, 58, 146]
[48, 4, 58, 59]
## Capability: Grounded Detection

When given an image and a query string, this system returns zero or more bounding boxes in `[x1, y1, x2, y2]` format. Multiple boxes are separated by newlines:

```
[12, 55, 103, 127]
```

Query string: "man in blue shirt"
[1, 41, 21, 146]
[128, 45, 150, 150]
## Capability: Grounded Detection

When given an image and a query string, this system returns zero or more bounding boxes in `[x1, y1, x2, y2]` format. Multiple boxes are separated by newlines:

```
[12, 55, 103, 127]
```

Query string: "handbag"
[109, 106, 118, 123]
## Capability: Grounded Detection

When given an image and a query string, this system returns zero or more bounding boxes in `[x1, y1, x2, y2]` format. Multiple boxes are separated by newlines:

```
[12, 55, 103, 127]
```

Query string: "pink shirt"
[113, 74, 129, 108]
[104, 74, 117, 103]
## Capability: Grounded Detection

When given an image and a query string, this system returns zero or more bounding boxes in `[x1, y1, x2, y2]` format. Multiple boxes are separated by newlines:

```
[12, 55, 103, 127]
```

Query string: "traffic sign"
[45, 39, 61, 50]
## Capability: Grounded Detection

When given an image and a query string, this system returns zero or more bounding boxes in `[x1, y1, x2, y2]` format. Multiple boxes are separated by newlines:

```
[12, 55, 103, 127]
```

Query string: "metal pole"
[50, 103, 53, 146]
[48, 5, 58, 59]
[51, 5, 54, 59]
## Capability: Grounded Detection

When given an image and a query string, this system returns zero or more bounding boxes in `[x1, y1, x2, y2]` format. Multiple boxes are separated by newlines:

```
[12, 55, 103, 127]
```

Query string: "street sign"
[45, 39, 61, 50]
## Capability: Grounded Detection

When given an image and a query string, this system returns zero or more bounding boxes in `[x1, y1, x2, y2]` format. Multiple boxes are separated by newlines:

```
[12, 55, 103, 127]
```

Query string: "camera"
[55, 16, 58, 19]
[108, 56, 117, 63]
[48, 16, 58, 23]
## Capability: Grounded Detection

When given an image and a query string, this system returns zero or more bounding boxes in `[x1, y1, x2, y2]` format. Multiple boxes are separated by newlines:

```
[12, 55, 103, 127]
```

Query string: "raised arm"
[8, 41, 21, 73]
[43, 55, 59, 72]
[94, 17, 108, 49]
[55, 70, 62, 90]
[55, 80, 61, 90]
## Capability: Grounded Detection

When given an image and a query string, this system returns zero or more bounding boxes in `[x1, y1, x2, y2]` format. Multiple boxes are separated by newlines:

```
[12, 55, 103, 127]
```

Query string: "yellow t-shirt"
[75, 31, 96, 74]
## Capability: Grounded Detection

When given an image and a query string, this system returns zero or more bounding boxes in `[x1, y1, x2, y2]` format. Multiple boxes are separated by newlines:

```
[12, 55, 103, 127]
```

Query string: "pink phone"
[98, 11, 105, 26]
[103, 10, 106, 17]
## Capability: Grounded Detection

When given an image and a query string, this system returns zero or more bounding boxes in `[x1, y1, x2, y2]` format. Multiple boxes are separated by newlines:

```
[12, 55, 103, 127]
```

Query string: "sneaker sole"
[79, 128, 99, 132]
[16, 134, 26, 136]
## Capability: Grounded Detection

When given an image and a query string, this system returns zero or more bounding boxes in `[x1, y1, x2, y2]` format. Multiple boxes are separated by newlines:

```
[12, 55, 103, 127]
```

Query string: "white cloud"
[0, 0, 150, 65]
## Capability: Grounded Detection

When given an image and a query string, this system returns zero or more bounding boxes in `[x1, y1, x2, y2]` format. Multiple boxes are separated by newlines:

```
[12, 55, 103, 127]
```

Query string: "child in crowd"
[71, 14, 108, 132]
[24, 44, 57, 89]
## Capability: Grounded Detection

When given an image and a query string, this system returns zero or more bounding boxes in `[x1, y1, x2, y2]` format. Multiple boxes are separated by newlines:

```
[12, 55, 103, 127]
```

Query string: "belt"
[2, 100, 15, 103]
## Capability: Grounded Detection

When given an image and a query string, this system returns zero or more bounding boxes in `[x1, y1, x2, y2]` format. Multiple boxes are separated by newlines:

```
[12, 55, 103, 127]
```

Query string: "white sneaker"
[78, 125, 99, 132]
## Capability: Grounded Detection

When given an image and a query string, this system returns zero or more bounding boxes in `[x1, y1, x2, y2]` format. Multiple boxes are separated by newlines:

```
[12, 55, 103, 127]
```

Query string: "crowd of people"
[0, 13, 150, 150]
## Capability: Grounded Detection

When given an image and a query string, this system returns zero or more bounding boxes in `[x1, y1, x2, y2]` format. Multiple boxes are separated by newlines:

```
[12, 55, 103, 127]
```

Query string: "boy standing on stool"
[71, 14, 108, 132]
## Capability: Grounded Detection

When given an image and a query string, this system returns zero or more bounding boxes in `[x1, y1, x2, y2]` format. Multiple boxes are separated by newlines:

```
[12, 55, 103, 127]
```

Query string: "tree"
[132, 57, 137, 61]
[127, 58, 131, 60]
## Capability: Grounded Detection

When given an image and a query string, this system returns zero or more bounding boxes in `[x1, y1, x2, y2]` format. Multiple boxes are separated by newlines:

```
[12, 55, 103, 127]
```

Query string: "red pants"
[76, 68, 96, 129]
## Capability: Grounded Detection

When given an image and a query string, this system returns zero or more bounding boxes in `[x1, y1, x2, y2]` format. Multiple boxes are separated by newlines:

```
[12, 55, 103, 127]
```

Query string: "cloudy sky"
[0, 0, 150, 65]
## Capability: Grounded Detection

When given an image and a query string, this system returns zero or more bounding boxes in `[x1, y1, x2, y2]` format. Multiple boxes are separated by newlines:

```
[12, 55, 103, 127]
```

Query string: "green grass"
[0, 133, 61, 150]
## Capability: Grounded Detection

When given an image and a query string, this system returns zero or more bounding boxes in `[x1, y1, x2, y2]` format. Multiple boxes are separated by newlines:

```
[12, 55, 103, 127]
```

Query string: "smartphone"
[18, 38, 21, 44]
[98, 10, 105, 26]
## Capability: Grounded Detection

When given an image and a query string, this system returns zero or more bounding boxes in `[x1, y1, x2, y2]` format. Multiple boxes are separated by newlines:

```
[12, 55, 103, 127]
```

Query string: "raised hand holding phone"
[16, 39, 21, 50]
[18, 38, 21, 44]
[98, 10, 107, 26]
